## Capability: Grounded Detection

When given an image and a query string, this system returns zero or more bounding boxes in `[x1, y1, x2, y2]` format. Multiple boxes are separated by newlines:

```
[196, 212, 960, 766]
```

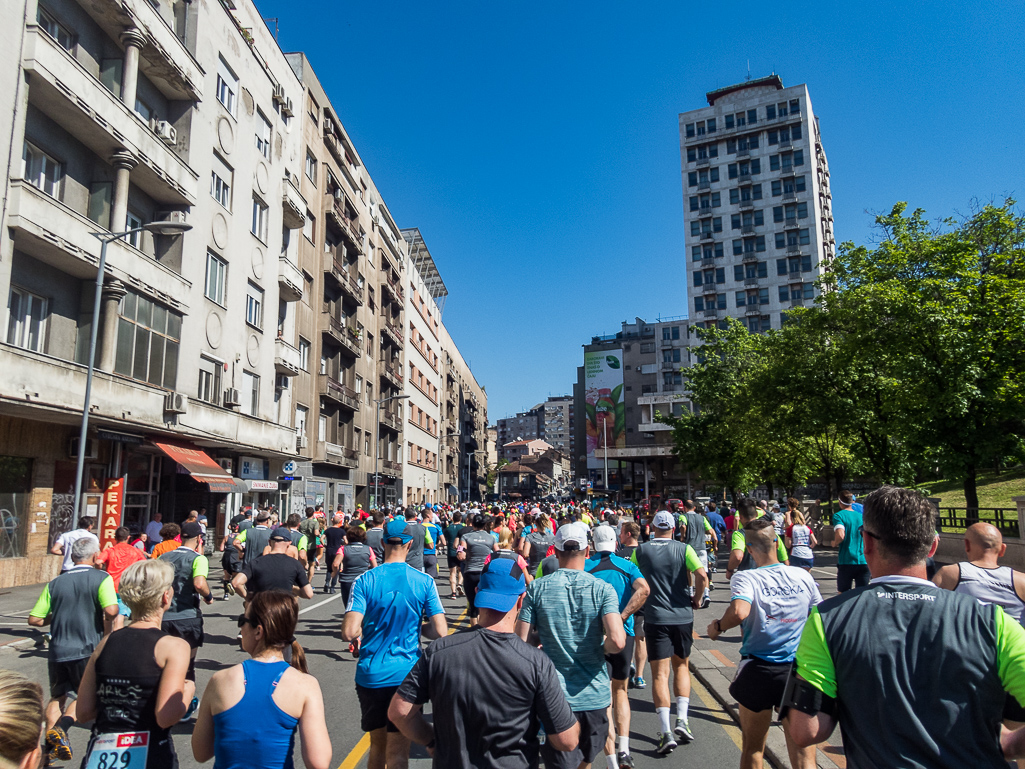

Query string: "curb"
[0, 637, 38, 653]
[690, 651, 841, 769]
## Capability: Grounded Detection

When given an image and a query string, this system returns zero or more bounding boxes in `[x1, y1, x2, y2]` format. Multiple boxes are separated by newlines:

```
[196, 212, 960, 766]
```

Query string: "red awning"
[152, 441, 247, 493]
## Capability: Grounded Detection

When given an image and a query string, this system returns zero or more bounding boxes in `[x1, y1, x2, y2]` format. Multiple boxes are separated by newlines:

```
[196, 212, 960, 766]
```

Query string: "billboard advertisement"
[584, 349, 626, 469]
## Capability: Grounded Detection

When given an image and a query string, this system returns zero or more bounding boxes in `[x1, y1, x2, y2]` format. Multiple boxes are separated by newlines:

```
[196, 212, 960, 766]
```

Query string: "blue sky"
[260, 0, 1025, 421]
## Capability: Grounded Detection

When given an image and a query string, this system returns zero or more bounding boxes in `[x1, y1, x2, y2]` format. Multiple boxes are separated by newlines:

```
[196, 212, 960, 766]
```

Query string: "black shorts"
[539, 708, 609, 768]
[356, 684, 400, 733]
[339, 581, 354, 608]
[161, 617, 204, 650]
[645, 622, 693, 661]
[47, 657, 88, 699]
[447, 555, 462, 570]
[605, 635, 636, 681]
[1005, 692, 1025, 723]
[424, 553, 438, 577]
[836, 564, 871, 593]
[464, 570, 482, 618]
[729, 657, 792, 713]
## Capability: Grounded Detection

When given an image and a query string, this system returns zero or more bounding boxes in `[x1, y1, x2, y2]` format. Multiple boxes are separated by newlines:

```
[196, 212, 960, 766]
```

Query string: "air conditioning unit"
[164, 391, 187, 414]
[323, 121, 335, 137]
[272, 83, 286, 104]
[217, 457, 234, 473]
[372, 214, 380, 225]
[69, 437, 98, 460]
[155, 121, 177, 145]
[155, 210, 187, 227]
[332, 188, 342, 201]
[281, 98, 294, 117]
[275, 374, 290, 391]
[297, 435, 308, 449]
[223, 388, 242, 408]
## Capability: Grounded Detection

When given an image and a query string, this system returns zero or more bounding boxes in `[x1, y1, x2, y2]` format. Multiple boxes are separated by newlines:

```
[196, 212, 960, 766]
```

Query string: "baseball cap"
[554, 521, 589, 551]
[592, 525, 617, 552]
[474, 557, 527, 612]
[180, 521, 203, 539]
[269, 527, 292, 542]
[652, 511, 676, 530]
[384, 517, 413, 545]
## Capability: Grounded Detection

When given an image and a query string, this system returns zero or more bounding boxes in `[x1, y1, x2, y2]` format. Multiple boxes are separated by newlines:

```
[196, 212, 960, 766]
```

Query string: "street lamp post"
[72, 221, 191, 528]
[374, 394, 409, 510]
[438, 431, 461, 504]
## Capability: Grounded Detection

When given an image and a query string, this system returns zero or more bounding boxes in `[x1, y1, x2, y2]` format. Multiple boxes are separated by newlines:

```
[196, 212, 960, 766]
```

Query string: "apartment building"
[541, 395, 574, 459]
[0, 0, 306, 586]
[284, 53, 407, 511]
[573, 317, 694, 502]
[440, 324, 488, 503]
[496, 407, 542, 460]
[679, 75, 835, 333]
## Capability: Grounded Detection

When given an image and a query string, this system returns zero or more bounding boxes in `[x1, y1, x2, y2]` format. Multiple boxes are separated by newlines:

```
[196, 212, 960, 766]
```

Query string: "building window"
[37, 5, 74, 49]
[205, 252, 227, 306]
[125, 210, 144, 248]
[256, 110, 271, 158]
[303, 211, 315, 243]
[305, 150, 317, 184]
[7, 287, 48, 352]
[318, 413, 326, 442]
[216, 56, 238, 116]
[211, 154, 232, 209]
[197, 354, 222, 405]
[22, 142, 62, 198]
[245, 282, 263, 329]
[296, 405, 308, 440]
[114, 291, 181, 389]
[251, 195, 269, 241]
[299, 338, 310, 371]
[242, 371, 259, 416]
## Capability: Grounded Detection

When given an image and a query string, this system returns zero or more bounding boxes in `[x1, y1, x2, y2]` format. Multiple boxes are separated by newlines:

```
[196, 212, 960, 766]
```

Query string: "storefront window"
[0, 456, 32, 559]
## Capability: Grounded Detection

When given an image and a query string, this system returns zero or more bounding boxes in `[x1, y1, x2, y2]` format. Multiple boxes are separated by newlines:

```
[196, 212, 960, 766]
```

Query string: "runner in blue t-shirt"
[342, 518, 447, 767]
[587, 525, 650, 768]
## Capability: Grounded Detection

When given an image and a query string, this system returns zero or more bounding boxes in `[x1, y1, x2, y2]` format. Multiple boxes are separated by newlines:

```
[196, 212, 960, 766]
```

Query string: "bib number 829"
[94, 751, 132, 769]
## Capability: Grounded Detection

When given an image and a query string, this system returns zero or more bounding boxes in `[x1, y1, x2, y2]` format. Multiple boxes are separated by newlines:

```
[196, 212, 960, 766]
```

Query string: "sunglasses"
[236, 614, 259, 629]
[858, 526, 881, 541]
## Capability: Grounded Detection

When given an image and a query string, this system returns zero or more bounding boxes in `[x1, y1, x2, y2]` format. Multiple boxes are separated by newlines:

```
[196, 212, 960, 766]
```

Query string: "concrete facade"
[541, 395, 574, 457]
[679, 75, 835, 333]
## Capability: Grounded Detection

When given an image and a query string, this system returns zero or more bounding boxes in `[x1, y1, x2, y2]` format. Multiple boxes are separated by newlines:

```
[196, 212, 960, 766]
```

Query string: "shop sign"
[239, 456, 266, 480]
[249, 480, 279, 491]
[100, 477, 125, 550]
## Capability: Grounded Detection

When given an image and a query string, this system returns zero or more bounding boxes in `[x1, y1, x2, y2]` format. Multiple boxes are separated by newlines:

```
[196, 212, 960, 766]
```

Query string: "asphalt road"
[0, 561, 761, 769]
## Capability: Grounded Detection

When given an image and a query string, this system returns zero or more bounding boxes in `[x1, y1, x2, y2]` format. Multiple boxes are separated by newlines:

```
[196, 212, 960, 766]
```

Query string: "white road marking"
[299, 594, 340, 615]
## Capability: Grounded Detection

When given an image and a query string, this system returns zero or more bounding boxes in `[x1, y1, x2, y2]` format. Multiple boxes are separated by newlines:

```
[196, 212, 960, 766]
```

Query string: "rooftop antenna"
[746, 60, 751, 81]
[263, 17, 279, 41]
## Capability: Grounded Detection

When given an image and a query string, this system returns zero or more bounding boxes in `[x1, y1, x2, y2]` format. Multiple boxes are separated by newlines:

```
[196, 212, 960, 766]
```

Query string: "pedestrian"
[443, 511, 466, 599]
[151, 523, 182, 560]
[831, 489, 869, 592]
[192, 592, 332, 769]
[630, 510, 707, 754]
[77, 559, 195, 769]
[586, 525, 650, 769]
[95, 525, 148, 629]
[145, 513, 164, 553]
[458, 514, 500, 626]
[28, 537, 119, 762]
[787, 486, 1025, 767]
[785, 508, 817, 571]
[232, 527, 314, 602]
[50, 516, 99, 573]
[159, 521, 213, 711]
[706, 518, 820, 769]
[341, 517, 448, 769]
[0, 670, 45, 769]
[516, 522, 626, 769]
[322, 513, 347, 594]
[388, 557, 580, 768]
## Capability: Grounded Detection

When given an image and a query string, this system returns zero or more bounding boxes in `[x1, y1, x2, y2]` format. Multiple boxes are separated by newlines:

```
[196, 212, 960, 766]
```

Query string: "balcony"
[696, 157, 710, 167]
[380, 361, 403, 388]
[743, 277, 760, 286]
[701, 283, 718, 295]
[736, 147, 750, 158]
[322, 253, 364, 306]
[274, 338, 301, 377]
[22, 28, 197, 206]
[739, 200, 755, 210]
[786, 244, 803, 255]
[700, 257, 716, 267]
[320, 375, 360, 411]
[381, 459, 402, 478]
[380, 317, 404, 346]
[741, 224, 756, 234]
[738, 172, 752, 183]
[660, 361, 679, 371]
[778, 138, 794, 149]
[778, 165, 794, 176]
[278, 257, 303, 302]
[702, 307, 718, 317]
[783, 218, 801, 230]
[697, 180, 711, 191]
[782, 191, 800, 203]
[380, 409, 402, 433]
[742, 252, 758, 263]
[700, 231, 714, 241]
[745, 306, 762, 316]
[282, 176, 307, 230]
[381, 275, 404, 304]
[325, 197, 363, 256]
[325, 442, 359, 469]
[6, 180, 191, 308]
[321, 312, 362, 358]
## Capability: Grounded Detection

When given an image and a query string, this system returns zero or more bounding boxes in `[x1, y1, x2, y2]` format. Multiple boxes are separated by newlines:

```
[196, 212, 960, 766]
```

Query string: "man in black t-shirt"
[389, 557, 580, 769]
[322, 513, 347, 594]
[232, 528, 313, 601]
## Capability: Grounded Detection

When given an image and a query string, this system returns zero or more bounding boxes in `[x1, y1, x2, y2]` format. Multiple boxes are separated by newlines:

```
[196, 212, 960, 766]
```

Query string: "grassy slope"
[922, 467, 1025, 510]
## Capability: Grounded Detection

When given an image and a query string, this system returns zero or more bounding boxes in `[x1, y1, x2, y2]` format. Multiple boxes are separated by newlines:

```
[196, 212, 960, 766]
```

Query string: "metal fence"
[936, 507, 1019, 539]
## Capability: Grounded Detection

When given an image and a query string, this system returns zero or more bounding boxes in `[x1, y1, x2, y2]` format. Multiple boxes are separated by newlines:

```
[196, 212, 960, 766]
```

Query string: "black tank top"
[87, 627, 177, 769]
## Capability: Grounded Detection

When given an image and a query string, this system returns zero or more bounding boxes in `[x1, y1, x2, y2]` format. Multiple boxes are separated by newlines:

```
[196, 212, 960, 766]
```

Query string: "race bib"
[85, 732, 149, 769]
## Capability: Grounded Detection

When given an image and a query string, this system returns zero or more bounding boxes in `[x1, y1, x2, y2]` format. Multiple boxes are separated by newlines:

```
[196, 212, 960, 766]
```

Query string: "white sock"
[677, 696, 690, 722]
[657, 706, 671, 733]
[618, 736, 629, 754]
[606, 756, 618, 769]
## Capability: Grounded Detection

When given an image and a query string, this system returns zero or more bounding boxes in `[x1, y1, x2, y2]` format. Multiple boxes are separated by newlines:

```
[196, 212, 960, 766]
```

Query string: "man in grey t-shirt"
[631, 511, 707, 755]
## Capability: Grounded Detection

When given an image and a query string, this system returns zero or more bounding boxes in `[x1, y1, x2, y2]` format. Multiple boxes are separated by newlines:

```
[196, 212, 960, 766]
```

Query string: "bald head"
[966, 522, 1003, 552]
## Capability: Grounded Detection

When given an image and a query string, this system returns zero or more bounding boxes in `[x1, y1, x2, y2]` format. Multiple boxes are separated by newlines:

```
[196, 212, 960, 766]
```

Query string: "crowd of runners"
[5, 486, 1025, 769]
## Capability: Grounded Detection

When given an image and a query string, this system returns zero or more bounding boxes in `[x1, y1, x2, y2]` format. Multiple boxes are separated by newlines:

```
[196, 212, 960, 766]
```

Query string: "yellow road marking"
[336, 732, 370, 769]
[691, 676, 744, 751]
[448, 608, 468, 633]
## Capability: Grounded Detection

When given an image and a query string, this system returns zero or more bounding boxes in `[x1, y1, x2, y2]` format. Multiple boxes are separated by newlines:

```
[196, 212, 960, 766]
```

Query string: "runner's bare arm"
[707, 598, 749, 640]
[153, 635, 193, 729]
[388, 696, 435, 754]
[602, 610, 626, 654]
[621, 577, 650, 622]
[422, 612, 447, 640]
[515, 619, 540, 647]
[74, 639, 106, 723]
[726, 549, 744, 578]
[547, 720, 581, 752]
[691, 568, 709, 609]
[298, 676, 332, 769]
[932, 564, 960, 591]
[340, 611, 363, 643]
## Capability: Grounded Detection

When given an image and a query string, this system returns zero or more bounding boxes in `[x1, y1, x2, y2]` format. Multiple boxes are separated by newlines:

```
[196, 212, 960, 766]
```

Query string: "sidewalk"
[689, 548, 848, 769]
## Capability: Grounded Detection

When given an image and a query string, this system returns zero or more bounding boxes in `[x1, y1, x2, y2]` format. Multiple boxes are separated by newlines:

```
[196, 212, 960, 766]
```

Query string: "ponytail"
[290, 640, 308, 674]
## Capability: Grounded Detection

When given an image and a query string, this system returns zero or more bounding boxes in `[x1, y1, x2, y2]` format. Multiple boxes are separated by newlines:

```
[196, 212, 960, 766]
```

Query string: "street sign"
[282, 460, 298, 475]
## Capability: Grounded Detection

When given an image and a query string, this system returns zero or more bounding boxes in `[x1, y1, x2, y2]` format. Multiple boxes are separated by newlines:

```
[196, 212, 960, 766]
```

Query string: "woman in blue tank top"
[191, 592, 331, 769]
